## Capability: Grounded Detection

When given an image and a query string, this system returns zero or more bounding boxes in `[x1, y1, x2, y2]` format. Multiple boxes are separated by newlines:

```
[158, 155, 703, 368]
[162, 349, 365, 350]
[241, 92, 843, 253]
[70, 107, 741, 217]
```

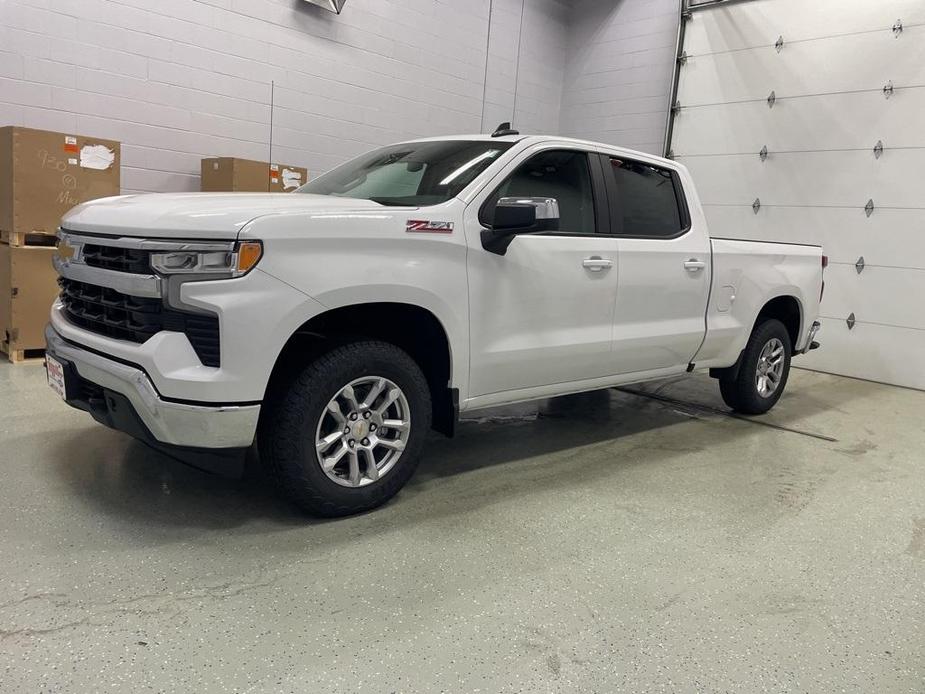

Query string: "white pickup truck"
[46, 128, 824, 516]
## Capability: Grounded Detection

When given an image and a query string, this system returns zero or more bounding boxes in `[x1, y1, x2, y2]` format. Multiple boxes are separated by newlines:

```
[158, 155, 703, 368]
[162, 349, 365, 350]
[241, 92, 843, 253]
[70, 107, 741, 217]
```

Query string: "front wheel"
[259, 341, 431, 517]
[719, 319, 791, 415]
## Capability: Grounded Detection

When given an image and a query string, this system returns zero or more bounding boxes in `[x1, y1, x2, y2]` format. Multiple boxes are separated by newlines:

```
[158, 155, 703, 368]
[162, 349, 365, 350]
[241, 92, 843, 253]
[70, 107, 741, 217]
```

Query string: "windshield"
[297, 140, 513, 206]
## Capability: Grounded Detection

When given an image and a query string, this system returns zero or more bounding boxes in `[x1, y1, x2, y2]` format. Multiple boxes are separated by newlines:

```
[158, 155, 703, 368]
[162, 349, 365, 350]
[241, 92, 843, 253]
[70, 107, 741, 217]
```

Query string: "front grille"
[59, 278, 221, 367]
[82, 244, 152, 274]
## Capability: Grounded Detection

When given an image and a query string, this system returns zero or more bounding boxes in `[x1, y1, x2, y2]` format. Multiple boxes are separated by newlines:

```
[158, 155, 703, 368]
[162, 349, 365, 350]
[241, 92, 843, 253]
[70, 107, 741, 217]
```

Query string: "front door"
[465, 147, 619, 399]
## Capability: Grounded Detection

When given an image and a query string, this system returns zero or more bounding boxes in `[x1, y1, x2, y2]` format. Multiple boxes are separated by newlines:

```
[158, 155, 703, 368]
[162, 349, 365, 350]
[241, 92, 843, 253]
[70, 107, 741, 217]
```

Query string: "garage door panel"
[801, 321, 925, 390]
[679, 26, 925, 106]
[684, 0, 925, 56]
[672, 89, 925, 156]
[701, 205, 925, 269]
[682, 150, 925, 208]
[675, 1, 925, 389]
[819, 265, 925, 331]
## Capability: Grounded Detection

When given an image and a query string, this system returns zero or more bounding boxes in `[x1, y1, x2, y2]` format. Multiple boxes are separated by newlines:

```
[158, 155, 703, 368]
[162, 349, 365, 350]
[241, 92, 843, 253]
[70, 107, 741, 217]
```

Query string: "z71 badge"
[406, 220, 454, 233]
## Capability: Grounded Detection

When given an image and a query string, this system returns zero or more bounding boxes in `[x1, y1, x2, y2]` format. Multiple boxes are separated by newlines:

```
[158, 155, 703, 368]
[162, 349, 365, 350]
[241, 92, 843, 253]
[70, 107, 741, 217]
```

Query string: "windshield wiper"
[369, 197, 413, 207]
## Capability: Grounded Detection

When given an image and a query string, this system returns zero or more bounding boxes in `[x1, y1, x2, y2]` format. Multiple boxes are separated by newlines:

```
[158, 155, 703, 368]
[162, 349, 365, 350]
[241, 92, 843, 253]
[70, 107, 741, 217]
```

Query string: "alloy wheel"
[756, 337, 785, 397]
[314, 376, 411, 487]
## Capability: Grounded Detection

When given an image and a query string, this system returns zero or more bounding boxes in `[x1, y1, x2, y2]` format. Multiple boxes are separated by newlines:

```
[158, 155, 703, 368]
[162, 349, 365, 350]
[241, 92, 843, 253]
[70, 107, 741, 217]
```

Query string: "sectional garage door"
[670, 0, 925, 390]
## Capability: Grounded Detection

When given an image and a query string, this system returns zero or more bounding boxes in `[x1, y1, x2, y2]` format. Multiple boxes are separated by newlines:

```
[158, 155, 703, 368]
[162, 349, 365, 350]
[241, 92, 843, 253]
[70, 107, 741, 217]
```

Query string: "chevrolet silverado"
[46, 128, 824, 516]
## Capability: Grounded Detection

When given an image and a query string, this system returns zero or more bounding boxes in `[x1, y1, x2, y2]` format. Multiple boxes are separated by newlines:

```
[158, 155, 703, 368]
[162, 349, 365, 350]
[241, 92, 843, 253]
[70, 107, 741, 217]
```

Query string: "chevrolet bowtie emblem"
[58, 238, 77, 260]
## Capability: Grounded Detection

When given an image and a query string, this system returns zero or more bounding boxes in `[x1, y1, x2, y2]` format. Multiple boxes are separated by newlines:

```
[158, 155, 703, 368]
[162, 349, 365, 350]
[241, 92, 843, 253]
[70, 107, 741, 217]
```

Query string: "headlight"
[150, 241, 262, 277]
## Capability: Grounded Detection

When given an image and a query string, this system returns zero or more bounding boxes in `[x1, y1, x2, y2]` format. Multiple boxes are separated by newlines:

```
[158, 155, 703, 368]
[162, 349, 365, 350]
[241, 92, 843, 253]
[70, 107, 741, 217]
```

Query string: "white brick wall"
[0, 0, 676, 193]
[482, 0, 569, 136]
[560, 0, 679, 155]
[0, 0, 570, 193]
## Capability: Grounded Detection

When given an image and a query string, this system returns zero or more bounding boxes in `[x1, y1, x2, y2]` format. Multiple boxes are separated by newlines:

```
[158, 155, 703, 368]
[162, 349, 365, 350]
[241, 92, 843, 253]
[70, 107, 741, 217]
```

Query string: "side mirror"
[481, 197, 560, 255]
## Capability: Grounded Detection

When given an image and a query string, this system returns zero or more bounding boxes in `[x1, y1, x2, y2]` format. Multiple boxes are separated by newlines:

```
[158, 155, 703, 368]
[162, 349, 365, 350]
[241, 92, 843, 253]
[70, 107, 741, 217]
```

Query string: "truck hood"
[61, 193, 389, 239]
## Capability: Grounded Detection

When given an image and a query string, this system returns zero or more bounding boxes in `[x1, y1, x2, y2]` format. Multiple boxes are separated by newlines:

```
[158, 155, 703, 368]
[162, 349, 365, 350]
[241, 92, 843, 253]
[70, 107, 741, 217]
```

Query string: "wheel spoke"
[767, 370, 780, 384]
[322, 443, 348, 471]
[348, 450, 361, 486]
[326, 400, 346, 426]
[376, 388, 401, 415]
[375, 437, 405, 452]
[381, 419, 409, 431]
[362, 378, 387, 408]
[360, 447, 378, 481]
[341, 385, 360, 412]
[317, 430, 344, 452]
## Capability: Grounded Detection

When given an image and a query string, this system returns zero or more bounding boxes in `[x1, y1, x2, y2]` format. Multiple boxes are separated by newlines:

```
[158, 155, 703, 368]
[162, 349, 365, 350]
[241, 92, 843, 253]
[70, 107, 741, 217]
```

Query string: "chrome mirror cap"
[497, 197, 560, 221]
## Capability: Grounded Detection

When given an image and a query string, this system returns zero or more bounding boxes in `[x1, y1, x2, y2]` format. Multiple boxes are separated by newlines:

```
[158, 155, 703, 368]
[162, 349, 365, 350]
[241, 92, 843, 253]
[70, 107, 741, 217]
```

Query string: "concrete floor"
[0, 364, 923, 693]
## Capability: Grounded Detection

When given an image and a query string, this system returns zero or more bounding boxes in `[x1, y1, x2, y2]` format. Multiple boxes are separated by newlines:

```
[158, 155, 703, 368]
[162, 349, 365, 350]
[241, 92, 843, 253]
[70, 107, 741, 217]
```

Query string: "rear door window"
[604, 157, 687, 238]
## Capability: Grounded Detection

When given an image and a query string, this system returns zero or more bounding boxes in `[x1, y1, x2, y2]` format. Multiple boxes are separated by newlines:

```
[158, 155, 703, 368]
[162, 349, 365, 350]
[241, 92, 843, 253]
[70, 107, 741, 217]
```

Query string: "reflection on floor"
[1, 364, 922, 692]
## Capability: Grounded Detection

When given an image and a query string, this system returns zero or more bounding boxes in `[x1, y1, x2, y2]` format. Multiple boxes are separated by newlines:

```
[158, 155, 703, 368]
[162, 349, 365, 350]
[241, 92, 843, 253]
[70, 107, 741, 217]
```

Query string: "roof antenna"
[492, 122, 519, 137]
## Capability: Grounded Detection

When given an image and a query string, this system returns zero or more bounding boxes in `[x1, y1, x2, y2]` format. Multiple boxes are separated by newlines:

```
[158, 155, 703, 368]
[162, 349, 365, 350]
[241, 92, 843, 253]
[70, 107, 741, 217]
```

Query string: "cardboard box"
[201, 157, 308, 193]
[0, 126, 121, 238]
[0, 243, 59, 357]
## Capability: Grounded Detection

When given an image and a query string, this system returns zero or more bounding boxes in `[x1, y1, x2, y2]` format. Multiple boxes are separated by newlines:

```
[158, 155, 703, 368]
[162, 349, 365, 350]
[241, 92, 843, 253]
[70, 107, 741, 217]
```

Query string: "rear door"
[601, 155, 711, 373]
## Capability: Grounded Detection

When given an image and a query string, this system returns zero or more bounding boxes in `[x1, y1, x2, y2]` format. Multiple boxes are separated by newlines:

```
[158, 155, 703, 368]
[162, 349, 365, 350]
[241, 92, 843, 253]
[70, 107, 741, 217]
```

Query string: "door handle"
[582, 256, 613, 272]
[683, 259, 706, 272]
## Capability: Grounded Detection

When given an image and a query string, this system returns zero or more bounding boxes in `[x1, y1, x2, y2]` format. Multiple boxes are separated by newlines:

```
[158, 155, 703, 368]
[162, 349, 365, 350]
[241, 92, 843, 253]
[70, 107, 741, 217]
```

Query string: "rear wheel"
[259, 341, 431, 517]
[719, 318, 791, 415]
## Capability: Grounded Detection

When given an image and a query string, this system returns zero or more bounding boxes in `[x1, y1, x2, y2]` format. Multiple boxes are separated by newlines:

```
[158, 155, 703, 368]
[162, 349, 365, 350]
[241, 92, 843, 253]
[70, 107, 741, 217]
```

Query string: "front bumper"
[46, 325, 260, 450]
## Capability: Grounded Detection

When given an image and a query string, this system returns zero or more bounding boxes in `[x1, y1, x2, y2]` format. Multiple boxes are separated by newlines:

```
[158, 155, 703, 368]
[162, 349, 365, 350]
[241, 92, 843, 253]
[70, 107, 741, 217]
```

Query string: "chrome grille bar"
[53, 255, 162, 298]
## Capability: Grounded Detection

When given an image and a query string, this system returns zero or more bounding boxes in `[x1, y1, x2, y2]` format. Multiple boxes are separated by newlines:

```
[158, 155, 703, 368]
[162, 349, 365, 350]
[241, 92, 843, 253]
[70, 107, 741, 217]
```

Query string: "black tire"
[719, 318, 792, 415]
[258, 341, 431, 517]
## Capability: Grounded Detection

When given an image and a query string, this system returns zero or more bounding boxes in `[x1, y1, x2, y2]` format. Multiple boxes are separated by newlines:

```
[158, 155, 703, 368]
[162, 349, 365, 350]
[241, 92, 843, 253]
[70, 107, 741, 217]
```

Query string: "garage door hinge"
[892, 19, 903, 37]
[873, 140, 884, 159]
[666, 149, 675, 159]
[671, 100, 682, 115]
[846, 313, 856, 330]
[865, 198, 875, 217]
[752, 197, 761, 214]
[774, 35, 784, 52]
[759, 145, 768, 162]
[678, 51, 688, 65]
[767, 90, 776, 108]
[855, 256, 865, 274]
[883, 81, 894, 99]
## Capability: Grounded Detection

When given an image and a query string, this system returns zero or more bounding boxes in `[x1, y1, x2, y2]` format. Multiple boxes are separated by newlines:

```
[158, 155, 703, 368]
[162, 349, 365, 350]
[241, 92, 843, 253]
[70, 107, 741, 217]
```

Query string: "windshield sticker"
[406, 220, 454, 234]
